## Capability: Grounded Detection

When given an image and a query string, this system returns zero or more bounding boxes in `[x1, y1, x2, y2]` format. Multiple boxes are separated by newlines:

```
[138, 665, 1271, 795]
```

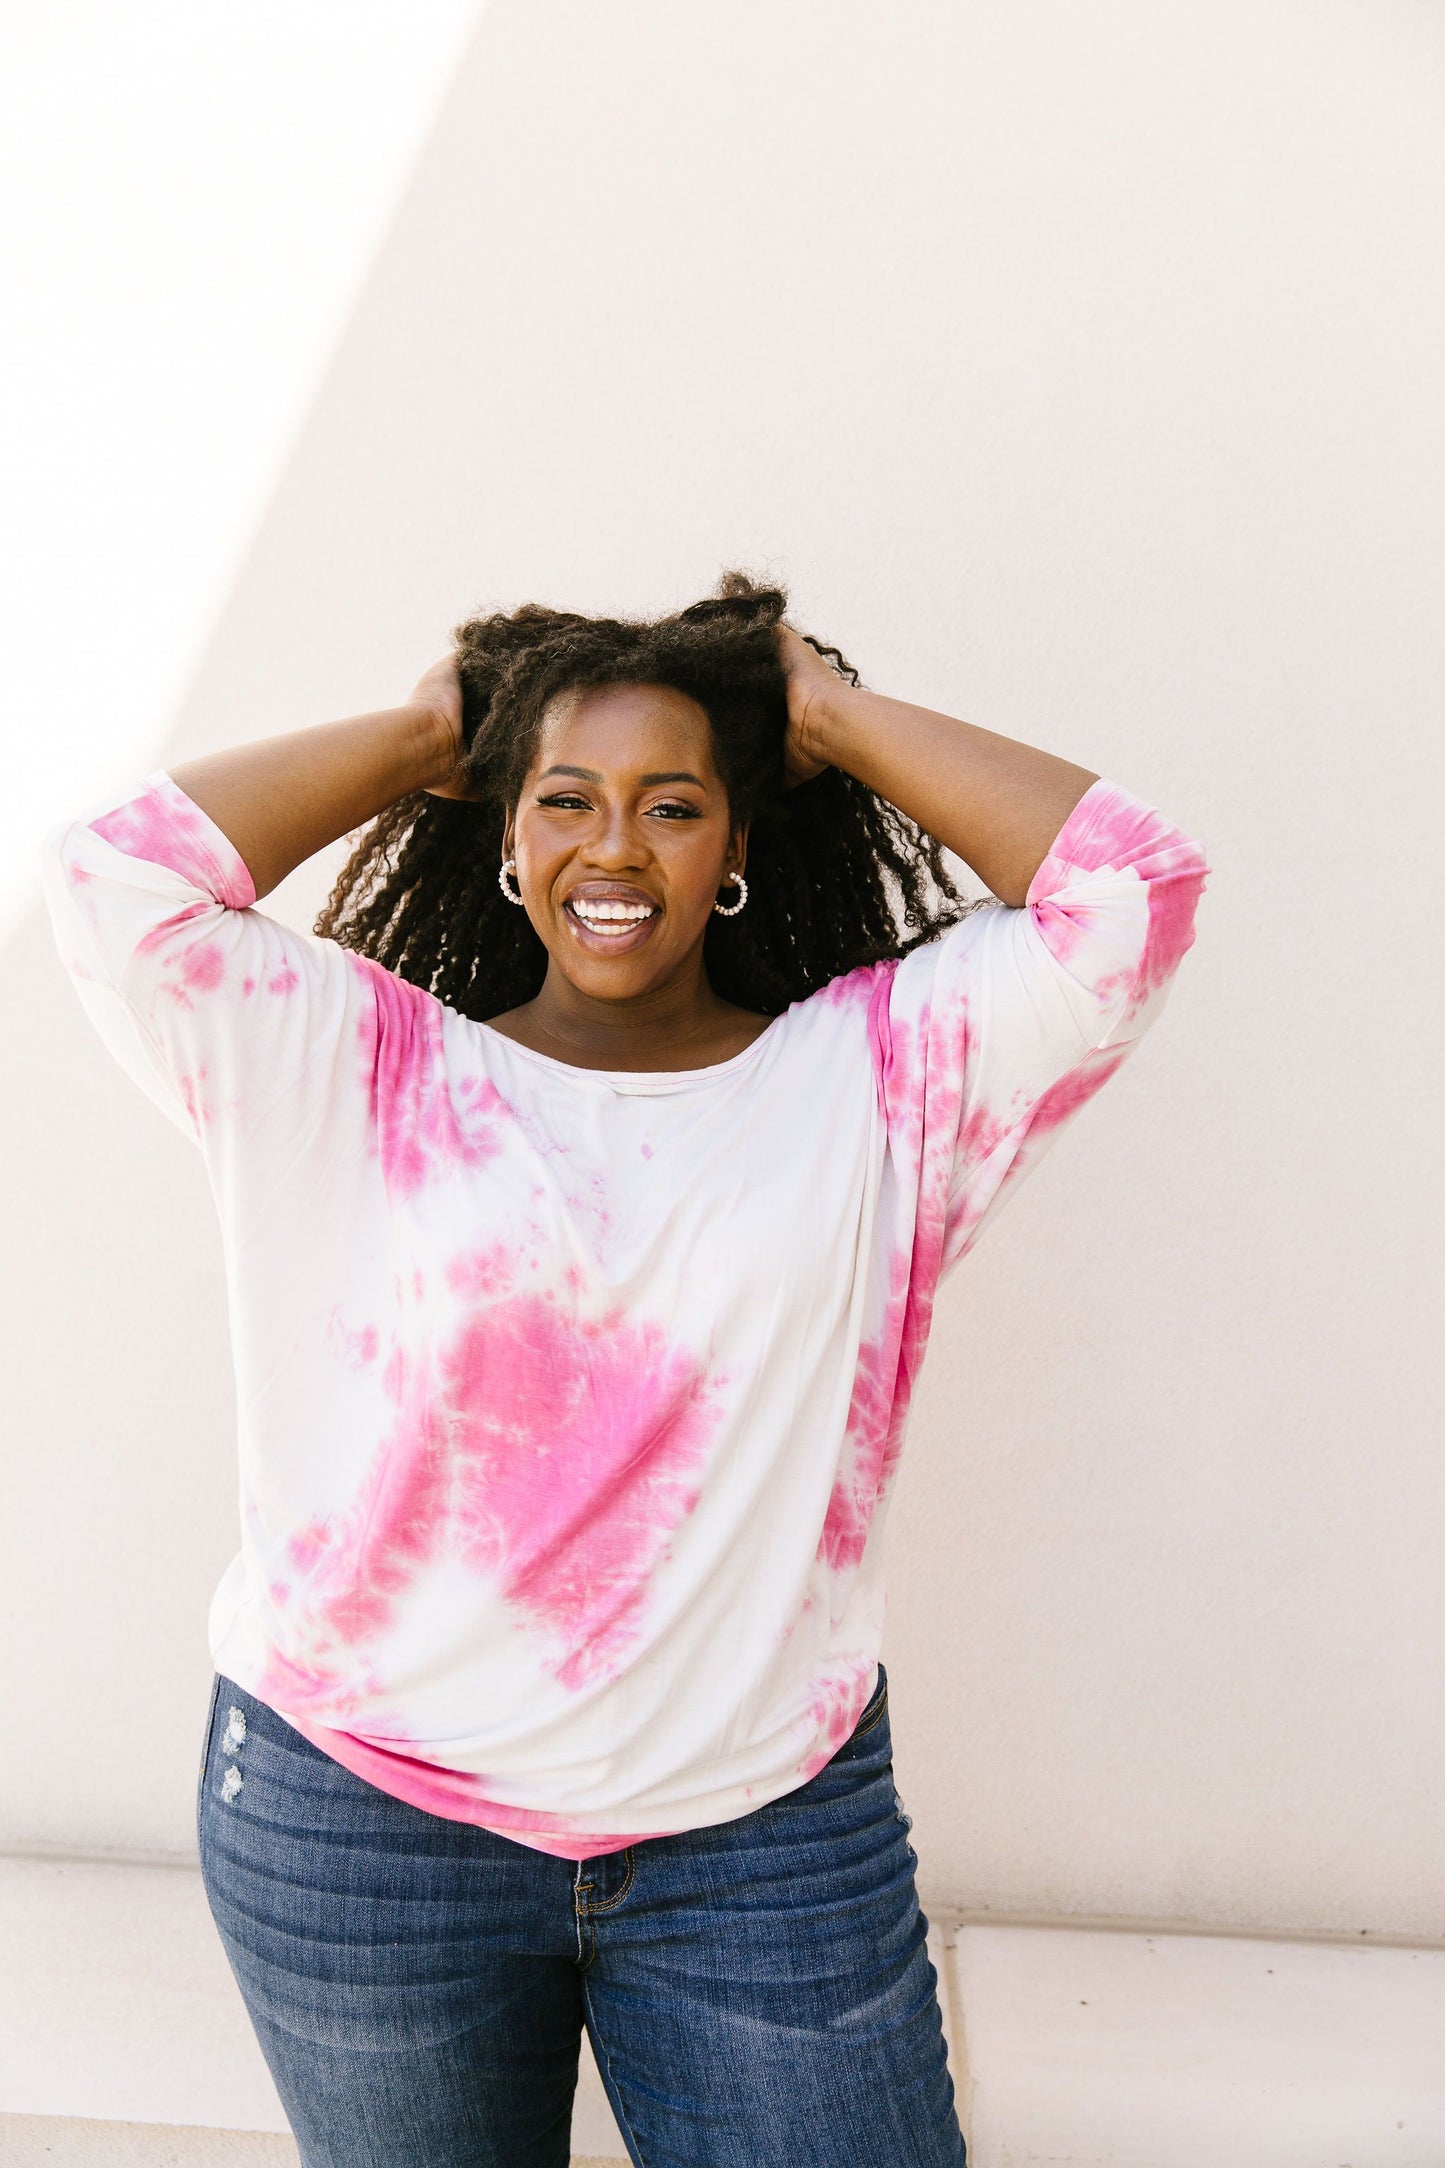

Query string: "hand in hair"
[414, 655, 484, 801]
[775, 623, 841, 789]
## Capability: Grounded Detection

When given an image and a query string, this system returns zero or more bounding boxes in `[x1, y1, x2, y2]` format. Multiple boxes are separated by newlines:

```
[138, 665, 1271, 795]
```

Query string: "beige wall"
[6, 0, 1443, 1942]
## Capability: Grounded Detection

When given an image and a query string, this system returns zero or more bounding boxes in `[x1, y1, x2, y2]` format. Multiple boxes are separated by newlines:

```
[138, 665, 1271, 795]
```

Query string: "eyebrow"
[536, 765, 708, 788]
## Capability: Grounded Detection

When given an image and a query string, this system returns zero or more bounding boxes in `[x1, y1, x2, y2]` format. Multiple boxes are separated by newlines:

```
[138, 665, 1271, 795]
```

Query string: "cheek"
[663, 825, 731, 906]
[513, 830, 568, 892]
[663, 871, 725, 940]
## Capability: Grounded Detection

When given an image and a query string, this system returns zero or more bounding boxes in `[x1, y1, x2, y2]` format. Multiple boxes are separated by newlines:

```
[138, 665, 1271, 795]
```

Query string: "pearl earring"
[498, 858, 524, 905]
[713, 871, 748, 917]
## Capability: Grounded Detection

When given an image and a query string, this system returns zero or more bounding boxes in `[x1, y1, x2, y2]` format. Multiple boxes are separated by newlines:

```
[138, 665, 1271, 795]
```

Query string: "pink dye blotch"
[282, 1282, 724, 1695]
[91, 780, 256, 910]
[348, 953, 509, 1201]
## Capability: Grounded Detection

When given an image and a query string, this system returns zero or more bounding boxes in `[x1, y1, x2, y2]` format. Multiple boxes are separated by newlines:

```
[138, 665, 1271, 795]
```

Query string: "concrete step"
[0, 2126, 618, 2166]
[950, 1919, 1445, 2165]
[0, 2120, 295, 2165]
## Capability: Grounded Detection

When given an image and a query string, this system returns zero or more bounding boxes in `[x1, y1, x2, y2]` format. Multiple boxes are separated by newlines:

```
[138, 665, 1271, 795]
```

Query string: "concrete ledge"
[7, 1856, 1443, 2164]
[0, 2119, 298, 2165]
[947, 1918, 1445, 2166]
[0, 2125, 621, 2167]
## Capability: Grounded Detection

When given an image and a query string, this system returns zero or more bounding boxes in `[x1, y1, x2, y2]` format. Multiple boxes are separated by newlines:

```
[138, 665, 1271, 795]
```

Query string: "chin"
[558, 959, 659, 999]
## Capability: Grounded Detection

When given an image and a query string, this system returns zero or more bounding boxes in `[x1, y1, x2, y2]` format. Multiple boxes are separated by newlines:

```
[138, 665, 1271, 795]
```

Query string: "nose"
[582, 800, 650, 872]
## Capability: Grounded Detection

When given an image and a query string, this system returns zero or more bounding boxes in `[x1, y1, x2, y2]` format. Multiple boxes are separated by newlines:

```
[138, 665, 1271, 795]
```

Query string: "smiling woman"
[329, 574, 985, 1061]
[37, 567, 1209, 2166]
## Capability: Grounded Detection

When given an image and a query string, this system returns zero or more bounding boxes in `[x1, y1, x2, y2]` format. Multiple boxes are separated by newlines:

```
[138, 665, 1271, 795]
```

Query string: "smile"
[563, 897, 661, 951]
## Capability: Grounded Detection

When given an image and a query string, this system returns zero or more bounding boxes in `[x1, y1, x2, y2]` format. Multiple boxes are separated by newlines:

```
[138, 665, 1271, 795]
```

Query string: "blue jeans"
[197, 1665, 967, 2167]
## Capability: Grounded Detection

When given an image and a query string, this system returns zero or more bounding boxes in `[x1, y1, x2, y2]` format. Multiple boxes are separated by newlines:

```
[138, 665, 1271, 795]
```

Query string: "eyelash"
[537, 793, 699, 820]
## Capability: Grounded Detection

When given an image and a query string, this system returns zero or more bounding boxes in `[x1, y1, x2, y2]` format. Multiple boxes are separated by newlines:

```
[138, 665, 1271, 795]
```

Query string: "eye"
[534, 791, 701, 819]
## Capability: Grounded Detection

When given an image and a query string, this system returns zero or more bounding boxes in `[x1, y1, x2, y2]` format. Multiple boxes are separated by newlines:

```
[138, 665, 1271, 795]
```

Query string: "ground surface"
[0, 2121, 615, 2165]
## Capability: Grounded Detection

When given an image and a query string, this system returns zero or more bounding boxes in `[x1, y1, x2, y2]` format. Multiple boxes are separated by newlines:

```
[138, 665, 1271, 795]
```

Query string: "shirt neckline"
[475, 1011, 787, 1091]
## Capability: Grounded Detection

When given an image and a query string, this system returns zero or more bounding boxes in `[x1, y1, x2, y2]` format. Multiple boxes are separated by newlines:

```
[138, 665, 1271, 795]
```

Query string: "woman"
[39, 572, 1209, 2166]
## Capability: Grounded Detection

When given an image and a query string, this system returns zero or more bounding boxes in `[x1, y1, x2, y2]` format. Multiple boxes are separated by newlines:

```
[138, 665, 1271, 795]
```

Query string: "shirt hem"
[272, 1703, 681, 1859]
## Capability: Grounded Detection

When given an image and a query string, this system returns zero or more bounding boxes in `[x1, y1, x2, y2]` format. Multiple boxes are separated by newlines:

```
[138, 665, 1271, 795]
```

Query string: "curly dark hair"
[313, 570, 983, 1019]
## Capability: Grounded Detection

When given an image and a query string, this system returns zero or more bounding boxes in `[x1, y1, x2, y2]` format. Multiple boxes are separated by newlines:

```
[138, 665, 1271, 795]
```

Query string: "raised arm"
[777, 627, 1099, 907]
[165, 658, 465, 900]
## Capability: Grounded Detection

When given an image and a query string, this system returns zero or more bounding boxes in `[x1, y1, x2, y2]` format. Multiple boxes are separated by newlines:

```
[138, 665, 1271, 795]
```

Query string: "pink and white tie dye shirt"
[39, 768, 1208, 1857]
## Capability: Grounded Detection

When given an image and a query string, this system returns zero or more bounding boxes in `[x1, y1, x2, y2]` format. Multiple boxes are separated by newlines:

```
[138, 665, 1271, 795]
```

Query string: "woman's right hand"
[411, 653, 479, 800]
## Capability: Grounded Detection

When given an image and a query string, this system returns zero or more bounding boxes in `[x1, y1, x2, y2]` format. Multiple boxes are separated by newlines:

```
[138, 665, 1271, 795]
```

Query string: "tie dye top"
[39, 766, 1208, 1857]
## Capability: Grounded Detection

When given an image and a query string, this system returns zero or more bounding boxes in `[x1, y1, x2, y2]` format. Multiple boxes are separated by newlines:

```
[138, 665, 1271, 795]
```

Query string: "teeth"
[571, 900, 655, 923]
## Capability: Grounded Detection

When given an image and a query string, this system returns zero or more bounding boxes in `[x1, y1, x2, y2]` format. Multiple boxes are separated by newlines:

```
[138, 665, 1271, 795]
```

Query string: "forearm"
[166, 701, 453, 901]
[807, 685, 1099, 908]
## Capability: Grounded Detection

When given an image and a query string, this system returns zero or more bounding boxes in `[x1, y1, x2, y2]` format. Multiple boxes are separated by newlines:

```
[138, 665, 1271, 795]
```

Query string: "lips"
[562, 882, 661, 951]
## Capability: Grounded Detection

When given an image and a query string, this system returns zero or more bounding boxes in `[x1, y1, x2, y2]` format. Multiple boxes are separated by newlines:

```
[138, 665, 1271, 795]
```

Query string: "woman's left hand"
[776, 623, 845, 787]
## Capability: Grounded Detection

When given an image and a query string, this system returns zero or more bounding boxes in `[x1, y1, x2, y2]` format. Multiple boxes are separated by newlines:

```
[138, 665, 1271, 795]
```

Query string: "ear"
[729, 817, 750, 878]
[501, 810, 516, 860]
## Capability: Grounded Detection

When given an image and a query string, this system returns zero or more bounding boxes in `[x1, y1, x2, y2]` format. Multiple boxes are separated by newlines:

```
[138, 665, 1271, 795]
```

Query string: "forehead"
[532, 681, 718, 779]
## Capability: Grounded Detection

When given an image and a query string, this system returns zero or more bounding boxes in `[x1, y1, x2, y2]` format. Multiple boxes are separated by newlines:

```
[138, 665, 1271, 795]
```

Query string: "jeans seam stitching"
[572, 1859, 588, 1967]
[854, 1683, 889, 1739]
[583, 1977, 648, 2166]
[585, 1846, 636, 1914]
[196, 1673, 223, 1803]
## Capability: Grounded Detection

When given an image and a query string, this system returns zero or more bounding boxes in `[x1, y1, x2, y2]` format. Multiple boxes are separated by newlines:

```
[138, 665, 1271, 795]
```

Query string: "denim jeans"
[197, 1664, 967, 2167]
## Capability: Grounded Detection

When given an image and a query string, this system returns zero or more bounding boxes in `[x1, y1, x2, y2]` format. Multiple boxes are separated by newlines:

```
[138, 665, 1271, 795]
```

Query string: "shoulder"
[759, 957, 901, 1102]
[777, 956, 899, 1046]
[815, 904, 1011, 1025]
[795, 954, 898, 1015]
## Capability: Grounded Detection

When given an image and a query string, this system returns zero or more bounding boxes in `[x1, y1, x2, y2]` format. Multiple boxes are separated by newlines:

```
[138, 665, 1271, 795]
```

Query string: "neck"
[507, 962, 748, 1068]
